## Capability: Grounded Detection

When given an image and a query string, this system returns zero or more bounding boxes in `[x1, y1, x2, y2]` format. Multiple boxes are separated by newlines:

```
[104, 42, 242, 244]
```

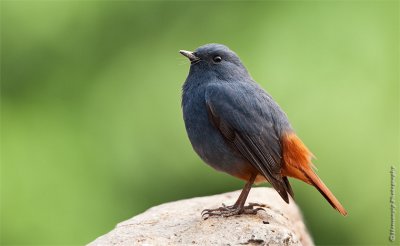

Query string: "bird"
[179, 43, 347, 218]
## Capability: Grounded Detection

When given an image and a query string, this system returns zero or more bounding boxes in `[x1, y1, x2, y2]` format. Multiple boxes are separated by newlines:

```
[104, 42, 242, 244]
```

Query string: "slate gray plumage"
[180, 43, 347, 217]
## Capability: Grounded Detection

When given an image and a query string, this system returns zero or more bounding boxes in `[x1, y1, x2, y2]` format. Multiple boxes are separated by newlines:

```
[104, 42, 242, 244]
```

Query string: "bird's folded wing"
[205, 83, 292, 202]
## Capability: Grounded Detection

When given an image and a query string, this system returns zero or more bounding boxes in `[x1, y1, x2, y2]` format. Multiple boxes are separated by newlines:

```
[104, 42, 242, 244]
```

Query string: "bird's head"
[180, 43, 250, 82]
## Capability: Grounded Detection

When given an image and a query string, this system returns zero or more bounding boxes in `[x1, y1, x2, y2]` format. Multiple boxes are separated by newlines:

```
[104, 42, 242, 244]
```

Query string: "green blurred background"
[1, 1, 399, 245]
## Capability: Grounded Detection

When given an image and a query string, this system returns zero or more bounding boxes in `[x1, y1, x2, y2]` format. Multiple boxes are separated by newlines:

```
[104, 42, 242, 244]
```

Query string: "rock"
[88, 187, 314, 246]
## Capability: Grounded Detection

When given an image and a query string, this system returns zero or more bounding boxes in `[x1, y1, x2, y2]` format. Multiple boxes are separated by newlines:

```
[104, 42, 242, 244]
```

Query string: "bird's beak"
[179, 50, 200, 63]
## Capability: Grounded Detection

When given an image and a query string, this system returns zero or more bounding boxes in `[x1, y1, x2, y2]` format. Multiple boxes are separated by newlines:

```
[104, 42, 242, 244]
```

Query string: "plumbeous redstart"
[180, 44, 347, 218]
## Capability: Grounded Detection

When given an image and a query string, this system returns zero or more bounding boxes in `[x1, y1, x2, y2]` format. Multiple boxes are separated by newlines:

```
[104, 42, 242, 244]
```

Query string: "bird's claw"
[201, 202, 267, 220]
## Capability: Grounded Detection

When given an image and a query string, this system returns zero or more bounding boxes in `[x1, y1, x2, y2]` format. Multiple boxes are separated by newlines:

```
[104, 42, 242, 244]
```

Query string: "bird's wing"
[205, 82, 292, 203]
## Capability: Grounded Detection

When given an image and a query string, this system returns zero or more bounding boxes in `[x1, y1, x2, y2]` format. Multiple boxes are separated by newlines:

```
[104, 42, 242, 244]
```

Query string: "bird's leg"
[202, 173, 266, 219]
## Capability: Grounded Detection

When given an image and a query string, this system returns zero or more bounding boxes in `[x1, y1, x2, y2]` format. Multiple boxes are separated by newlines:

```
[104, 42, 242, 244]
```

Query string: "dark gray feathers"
[181, 43, 294, 203]
[205, 82, 293, 202]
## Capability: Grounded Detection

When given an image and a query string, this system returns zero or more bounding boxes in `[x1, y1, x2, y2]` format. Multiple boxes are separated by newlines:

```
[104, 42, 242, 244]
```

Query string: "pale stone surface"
[88, 187, 314, 246]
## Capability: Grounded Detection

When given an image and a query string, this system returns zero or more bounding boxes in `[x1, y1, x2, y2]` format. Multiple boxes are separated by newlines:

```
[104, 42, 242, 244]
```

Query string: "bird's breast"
[182, 84, 248, 176]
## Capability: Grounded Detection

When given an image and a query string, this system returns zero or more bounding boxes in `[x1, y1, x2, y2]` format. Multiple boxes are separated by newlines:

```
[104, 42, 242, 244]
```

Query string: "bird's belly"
[183, 103, 252, 179]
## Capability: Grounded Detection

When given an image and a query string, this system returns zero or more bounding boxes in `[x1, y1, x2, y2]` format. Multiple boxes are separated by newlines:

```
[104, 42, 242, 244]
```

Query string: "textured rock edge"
[89, 187, 314, 246]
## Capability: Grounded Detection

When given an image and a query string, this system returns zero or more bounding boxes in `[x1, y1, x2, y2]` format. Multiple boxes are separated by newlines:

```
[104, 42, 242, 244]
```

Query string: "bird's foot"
[201, 202, 266, 220]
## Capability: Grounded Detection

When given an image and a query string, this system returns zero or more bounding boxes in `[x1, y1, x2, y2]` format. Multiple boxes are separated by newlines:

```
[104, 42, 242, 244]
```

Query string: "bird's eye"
[213, 56, 222, 63]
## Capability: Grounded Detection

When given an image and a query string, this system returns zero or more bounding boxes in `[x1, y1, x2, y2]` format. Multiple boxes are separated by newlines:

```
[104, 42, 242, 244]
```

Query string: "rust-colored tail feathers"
[282, 132, 347, 216]
[301, 166, 347, 216]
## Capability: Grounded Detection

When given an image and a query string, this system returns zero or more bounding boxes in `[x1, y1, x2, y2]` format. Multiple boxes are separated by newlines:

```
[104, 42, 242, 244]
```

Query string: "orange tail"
[302, 167, 348, 216]
[282, 132, 347, 216]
